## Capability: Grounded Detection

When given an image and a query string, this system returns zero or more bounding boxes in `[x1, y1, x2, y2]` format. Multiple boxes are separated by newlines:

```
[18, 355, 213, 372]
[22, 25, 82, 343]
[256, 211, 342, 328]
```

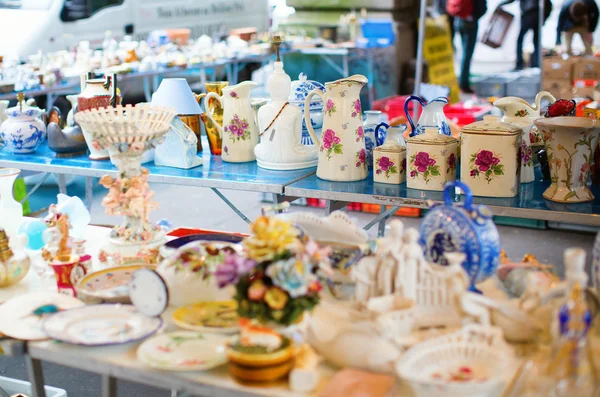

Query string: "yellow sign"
[423, 16, 460, 103]
[584, 108, 600, 119]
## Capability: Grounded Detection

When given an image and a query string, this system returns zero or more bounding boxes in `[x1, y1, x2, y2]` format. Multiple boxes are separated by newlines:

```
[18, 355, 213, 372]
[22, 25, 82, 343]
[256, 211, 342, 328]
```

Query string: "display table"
[0, 224, 418, 397]
[284, 170, 600, 227]
[0, 143, 316, 223]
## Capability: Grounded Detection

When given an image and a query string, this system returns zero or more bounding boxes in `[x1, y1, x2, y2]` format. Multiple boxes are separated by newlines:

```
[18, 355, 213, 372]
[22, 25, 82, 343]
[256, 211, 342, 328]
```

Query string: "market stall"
[0, 3, 600, 396]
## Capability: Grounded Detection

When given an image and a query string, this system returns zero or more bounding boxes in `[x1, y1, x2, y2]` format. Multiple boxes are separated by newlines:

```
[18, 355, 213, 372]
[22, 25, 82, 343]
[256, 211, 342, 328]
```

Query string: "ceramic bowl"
[396, 326, 516, 397]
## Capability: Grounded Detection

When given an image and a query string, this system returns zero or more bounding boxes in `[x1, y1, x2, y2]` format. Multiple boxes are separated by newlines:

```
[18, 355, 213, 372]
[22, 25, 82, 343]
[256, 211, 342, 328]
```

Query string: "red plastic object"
[168, 228, 249, 238]
[383, 96, 422, 121]
[444, 104, 493, 127]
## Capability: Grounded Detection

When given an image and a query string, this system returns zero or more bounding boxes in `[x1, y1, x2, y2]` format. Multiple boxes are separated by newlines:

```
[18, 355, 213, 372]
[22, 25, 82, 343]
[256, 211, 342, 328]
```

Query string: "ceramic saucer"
[76, 265, 149, 303]
[42, 304, 163, 346]
[0, 292, 84, 341]
[137, 331, 229, 371]
[173, 301, 239, 334]
[129, 268, 169, 317]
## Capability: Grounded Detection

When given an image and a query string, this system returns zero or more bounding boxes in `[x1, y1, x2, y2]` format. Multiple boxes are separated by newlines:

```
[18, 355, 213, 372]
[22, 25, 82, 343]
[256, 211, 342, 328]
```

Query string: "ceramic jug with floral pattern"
[206, 81, 259, 163]
[303, 75, 369, 182]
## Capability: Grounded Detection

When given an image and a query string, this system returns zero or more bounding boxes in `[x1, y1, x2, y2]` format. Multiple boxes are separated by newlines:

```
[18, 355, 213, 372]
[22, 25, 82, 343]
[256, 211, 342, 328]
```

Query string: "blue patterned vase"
[420, 181, 501, 292]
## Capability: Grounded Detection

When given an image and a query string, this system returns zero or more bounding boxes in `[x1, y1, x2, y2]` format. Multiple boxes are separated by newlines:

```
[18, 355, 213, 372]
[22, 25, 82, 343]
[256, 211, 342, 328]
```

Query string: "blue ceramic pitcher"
[404, 95, 451, 137]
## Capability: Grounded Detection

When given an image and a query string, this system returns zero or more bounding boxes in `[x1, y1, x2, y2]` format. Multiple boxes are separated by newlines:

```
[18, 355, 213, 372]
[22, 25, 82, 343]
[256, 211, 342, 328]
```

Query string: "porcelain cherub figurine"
[254, 36, 318, 170]
[42, 208, 72, 263]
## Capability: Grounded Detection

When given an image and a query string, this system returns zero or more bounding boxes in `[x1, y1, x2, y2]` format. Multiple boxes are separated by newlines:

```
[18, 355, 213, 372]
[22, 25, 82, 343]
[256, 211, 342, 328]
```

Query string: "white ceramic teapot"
[494, 91, 556, 183]
[206, 81, 259, 163]
[255, 61, 317, 170]
[303, 75, 369, 182]
[0, 95, 46, 154]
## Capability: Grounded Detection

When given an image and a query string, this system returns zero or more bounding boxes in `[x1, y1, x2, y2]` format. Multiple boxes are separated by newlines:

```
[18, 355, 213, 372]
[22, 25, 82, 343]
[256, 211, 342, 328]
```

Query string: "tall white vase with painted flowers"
[303, 75, 369, 182]
[0, 168, 23, 238]
[206, 81, 259, 163]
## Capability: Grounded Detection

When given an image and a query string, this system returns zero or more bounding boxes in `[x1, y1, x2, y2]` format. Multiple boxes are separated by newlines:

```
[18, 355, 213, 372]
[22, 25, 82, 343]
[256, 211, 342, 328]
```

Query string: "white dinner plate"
[42, 304, 162, 346]
[137, 331, 229, 371]
[0, 292, 84, 341]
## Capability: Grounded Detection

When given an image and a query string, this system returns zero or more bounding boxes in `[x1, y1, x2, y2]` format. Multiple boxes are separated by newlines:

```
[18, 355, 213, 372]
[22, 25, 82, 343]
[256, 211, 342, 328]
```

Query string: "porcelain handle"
[204, 92, 223, 139]
[304, 90, 326, 148]
[374, 122, 388, 146]
[443, 181, 473, 211]
[534, 91, 556, 112]
[404, 95, 426, 137]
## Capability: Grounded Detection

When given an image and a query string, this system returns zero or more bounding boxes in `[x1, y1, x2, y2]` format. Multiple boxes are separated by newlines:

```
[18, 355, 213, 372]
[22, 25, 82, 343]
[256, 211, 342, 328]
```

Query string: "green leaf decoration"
[334, 144, 343, 154]
[564, 191, 577, 201]
[430, 166, 441, 176]
[493, 168, 504, 176]
[423, 170, 429, 178]
[485, 169, 492, 177]
[389, 166, 398, 174]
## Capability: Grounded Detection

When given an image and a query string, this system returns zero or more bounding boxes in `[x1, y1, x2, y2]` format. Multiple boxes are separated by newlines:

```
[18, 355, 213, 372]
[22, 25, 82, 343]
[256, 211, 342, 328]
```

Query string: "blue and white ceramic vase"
[404, 95, 451, 137]
[362, 110, 386, 170]
[593, 232, 600, 292]
[289, 73, 325, 145]
[0, 103, 46, 153]
[420, 181, 501, 292]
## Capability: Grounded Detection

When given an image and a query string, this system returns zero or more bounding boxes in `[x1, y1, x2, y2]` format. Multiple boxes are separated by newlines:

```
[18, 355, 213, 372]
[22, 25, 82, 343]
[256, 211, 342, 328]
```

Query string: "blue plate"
[165, 233, 244, 249]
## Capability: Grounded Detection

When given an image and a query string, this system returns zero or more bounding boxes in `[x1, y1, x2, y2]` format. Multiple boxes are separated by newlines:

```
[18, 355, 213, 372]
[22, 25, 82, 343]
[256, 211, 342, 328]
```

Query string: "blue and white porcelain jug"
[419, 181, 501, 292]
[0, 95, 46, 154]
[404, 95, 451, 137]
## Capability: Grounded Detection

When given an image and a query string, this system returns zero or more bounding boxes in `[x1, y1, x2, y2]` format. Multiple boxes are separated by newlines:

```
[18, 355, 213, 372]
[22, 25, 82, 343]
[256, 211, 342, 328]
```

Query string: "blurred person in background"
[454, 0, 488, 93]
[498, 0, 552, 69]
[436, 0, 457, 44]
[557, 0, 599, 55]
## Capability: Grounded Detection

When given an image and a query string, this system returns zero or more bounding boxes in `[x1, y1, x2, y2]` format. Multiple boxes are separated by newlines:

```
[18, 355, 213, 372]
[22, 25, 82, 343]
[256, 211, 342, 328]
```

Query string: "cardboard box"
[543, 78, 571, 91]
[543, 57, 574, 80]
[572, 86, 595, 98]
[573, 57, 600, 80]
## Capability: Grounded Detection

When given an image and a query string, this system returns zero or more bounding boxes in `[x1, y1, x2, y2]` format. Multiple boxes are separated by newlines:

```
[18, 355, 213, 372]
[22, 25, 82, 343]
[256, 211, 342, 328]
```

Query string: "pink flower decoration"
[414, 152, 435, 172]
[474, 150, 499, 172]
[322, 129, 338, 149]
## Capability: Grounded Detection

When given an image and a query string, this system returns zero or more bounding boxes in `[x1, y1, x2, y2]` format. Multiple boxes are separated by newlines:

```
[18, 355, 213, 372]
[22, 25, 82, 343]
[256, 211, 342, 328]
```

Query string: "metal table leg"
[101, 375, 117, 397]
[85, 176, 94, 211]
[361, 206, 399, 236]
[19, 172, 51, 204]
[210, 188, 251, 224]
[25, 355, 46, 397]
[142, 77, 152, 103]
[56, 174, 67, 195]
[325, 200, 349, 215]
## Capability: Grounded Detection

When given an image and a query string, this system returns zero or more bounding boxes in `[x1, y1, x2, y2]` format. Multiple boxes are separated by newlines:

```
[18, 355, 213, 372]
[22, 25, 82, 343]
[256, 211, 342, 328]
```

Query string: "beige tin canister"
[460, 116, 522, 197]
[406, 128, 458, 191]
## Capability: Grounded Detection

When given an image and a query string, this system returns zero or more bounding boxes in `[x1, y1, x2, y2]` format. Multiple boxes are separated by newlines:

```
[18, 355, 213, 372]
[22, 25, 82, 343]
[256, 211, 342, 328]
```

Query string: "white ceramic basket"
[396, 325, 516, 397]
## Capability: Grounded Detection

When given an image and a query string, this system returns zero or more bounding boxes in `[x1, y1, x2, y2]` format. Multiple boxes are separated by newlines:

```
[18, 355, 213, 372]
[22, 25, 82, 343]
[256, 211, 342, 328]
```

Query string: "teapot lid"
[289, 73, 325, 105]
[6, 93, 44, 118]
[406, 127, 458, 145]
[461, 116, 521, 136]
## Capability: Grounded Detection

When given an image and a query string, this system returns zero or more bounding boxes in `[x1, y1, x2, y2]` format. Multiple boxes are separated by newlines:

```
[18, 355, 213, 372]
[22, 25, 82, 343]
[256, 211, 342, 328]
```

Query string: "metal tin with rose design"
[406, 127, 458, 191]
[373, 124, 407, 185]
[420, 181, 501, 292]
[460, 116, 522, 198]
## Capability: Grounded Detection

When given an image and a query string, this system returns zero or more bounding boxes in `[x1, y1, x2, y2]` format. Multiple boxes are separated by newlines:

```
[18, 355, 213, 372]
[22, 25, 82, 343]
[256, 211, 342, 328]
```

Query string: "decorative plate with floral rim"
[42, 304, 163, 346]
[173, 301, 239, 334]
[76, 265, 150, 303]
[137, 331, 229, 371]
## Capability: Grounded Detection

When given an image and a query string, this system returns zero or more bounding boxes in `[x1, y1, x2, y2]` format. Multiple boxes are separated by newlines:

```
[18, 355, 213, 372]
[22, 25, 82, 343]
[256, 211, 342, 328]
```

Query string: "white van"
[0, 0, 269, 58]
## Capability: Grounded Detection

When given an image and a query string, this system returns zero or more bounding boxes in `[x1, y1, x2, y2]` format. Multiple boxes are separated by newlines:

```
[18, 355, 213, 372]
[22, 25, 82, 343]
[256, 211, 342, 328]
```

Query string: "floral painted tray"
[137, 331, 229, 371]
[173, 301, 239, 334]
[76, 265, 150, 303]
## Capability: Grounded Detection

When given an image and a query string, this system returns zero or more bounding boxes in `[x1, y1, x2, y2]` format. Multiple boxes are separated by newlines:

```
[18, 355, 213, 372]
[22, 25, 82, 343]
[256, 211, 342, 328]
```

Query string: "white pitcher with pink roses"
[303, 75, 369, 182]
[206, 81, 259, 163]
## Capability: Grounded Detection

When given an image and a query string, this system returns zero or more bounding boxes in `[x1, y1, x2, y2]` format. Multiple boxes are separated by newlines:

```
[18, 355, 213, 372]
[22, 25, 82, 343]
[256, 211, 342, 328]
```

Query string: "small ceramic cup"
[50, 255, 86, 296]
